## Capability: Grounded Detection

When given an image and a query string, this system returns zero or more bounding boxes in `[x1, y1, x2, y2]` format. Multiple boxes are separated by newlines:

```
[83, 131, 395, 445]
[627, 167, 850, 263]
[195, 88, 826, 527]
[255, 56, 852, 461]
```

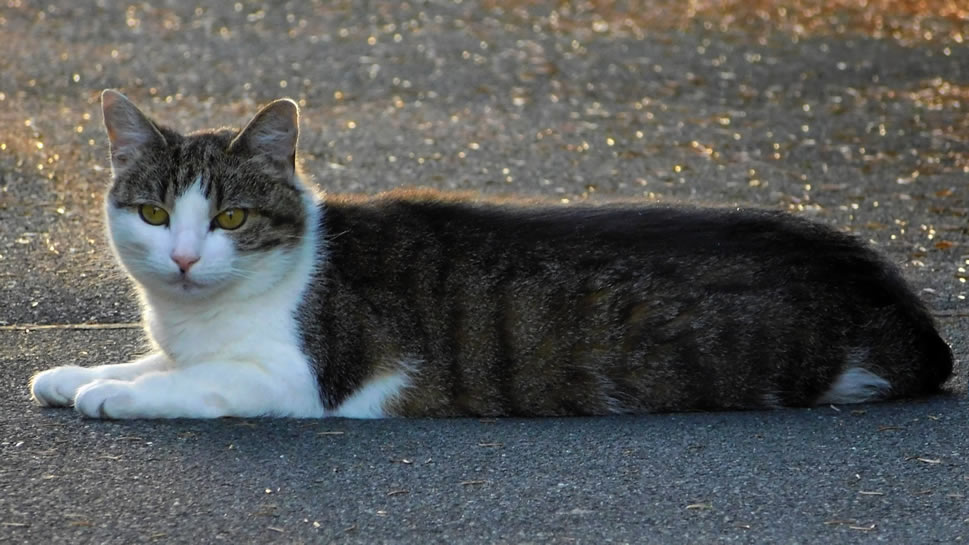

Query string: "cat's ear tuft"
[101, 90, 167, 176]
[229, 99, 299, 179]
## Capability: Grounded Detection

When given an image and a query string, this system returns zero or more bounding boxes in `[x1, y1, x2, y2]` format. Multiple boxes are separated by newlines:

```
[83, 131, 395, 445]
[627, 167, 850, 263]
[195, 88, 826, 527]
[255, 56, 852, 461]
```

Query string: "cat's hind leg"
[72, 359, 322, 419]
[30, 353, 169, 408]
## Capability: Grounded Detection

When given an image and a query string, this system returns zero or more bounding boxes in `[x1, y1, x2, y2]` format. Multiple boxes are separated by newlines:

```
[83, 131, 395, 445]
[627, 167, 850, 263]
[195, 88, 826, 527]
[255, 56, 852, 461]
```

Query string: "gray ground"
[1, 1, 968, 543]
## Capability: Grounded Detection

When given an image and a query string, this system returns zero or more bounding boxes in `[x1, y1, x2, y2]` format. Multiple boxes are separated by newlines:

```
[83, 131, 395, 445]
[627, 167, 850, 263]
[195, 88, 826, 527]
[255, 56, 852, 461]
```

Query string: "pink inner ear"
[102, 91, 166, 154]
[231, 100, 299, 163]
[105, 112, 151, 150]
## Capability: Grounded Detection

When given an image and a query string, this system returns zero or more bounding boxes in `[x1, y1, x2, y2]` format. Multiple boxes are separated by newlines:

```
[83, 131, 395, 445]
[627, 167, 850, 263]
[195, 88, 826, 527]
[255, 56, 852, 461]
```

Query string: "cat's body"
[311, 194, 952, 416]
[29, 91, 953, 419]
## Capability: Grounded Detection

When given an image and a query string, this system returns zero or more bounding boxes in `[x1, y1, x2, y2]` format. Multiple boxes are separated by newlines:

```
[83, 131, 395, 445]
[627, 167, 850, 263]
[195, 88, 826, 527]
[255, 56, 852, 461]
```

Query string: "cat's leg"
[30, 353, 170, 408]
[72, 360, 322, 419]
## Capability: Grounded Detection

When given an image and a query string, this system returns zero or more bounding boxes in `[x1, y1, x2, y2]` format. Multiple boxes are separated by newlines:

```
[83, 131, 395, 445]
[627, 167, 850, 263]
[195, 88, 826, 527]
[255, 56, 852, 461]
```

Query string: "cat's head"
[100, 90, 315, 302]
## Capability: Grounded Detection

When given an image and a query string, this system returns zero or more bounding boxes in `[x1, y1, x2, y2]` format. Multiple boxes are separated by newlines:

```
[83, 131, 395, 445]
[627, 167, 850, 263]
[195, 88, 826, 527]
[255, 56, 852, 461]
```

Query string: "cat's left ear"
[229, 99, 299, 180]
[101, 89, 167, 177]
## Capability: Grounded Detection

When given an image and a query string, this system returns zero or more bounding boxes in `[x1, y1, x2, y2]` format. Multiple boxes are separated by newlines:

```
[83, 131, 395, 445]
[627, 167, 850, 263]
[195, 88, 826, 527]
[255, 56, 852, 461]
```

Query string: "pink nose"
[172, 254, 200, 273]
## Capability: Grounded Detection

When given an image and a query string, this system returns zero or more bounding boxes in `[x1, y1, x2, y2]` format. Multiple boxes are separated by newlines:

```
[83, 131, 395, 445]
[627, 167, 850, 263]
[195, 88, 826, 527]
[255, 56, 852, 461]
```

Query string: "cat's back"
[318, 189, 940, 320]
[321, 189, 884, 276]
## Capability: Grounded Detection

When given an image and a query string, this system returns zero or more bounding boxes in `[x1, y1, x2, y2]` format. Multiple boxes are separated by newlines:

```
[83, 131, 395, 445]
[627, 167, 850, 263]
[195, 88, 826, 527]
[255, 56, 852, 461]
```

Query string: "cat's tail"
[816, 264, 954, 406]
[909, 322, 955, 395]
[878, 265, 955, 399]
[817, 329, 952, 405]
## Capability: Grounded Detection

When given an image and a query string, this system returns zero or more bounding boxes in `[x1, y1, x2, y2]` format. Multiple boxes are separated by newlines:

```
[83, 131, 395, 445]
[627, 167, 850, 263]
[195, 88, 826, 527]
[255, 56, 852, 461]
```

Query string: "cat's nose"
[171, 253, 200, 273]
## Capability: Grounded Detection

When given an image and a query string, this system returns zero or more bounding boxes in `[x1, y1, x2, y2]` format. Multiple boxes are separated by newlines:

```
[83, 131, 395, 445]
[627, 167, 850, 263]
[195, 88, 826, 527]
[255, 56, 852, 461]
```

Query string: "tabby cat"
[29, 90, 953, 419]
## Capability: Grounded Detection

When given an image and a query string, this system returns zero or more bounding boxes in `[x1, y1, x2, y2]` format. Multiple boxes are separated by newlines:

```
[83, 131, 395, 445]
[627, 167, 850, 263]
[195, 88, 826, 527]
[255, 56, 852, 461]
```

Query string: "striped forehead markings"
[199, 173, 214, 199]
[175, 173, 214, 203]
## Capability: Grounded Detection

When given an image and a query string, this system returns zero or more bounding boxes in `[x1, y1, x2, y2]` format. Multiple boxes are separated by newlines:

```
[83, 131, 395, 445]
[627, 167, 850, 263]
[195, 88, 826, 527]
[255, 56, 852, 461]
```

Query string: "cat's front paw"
[74, 380, 137, 419]
[31, 366, 98, 407]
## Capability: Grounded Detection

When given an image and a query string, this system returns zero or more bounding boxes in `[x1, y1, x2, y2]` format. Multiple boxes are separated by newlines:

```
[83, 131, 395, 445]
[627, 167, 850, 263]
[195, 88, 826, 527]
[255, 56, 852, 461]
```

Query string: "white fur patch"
[816, 367, 892, 405]
[31, 354, 170, 407]
[329, 370, 412, 419]
[168, 176, 210, 266]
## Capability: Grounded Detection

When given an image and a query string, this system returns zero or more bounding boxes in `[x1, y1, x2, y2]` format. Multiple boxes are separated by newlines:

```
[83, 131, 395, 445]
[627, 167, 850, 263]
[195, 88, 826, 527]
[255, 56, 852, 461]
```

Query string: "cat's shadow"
[34, 392, 965, 461]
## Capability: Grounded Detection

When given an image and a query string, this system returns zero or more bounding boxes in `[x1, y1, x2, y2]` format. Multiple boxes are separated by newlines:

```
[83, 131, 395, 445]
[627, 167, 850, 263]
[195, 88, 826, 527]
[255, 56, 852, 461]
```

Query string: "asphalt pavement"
[1, 1, 968, 543]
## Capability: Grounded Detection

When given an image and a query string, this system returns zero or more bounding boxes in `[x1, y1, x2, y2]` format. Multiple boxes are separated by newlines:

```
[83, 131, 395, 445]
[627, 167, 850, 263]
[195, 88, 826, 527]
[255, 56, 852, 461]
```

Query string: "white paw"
[74, 380, 136, 419]
[30, 366, 98, 407]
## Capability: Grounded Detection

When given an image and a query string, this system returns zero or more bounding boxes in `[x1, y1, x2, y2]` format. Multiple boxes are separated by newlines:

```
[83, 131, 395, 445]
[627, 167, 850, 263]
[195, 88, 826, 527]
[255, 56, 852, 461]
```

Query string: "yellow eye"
[214, 208, 248, 230]
[138, 204, 169, 226]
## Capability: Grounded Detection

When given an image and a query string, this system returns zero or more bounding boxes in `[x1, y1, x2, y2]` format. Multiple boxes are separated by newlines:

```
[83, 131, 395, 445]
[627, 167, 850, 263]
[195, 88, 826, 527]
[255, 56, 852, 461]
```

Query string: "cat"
[29, 90, 953, 419]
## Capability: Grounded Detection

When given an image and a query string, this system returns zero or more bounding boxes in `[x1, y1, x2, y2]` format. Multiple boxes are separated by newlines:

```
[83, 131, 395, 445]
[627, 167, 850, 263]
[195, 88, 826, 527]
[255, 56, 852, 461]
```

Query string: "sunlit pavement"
[1, 2, 967, 543]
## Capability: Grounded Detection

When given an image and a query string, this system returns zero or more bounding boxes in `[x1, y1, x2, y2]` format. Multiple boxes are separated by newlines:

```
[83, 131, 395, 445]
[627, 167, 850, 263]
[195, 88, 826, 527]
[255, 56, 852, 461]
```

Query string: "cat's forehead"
[109, 127, 288, 207]
[171, 130, 237, 187]
[180, 129, 235, 159]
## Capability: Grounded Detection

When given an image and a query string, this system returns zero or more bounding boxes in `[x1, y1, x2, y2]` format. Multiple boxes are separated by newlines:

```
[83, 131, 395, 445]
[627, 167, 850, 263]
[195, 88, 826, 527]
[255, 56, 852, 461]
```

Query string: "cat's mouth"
[147, 273, 223, 299]
[173, 274, 207, 293]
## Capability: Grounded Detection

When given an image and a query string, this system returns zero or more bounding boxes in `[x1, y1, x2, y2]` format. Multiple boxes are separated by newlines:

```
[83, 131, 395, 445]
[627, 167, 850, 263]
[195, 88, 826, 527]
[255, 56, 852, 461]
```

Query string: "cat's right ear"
[228, 99, 299, 180]
[101, 89, 167, 176]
